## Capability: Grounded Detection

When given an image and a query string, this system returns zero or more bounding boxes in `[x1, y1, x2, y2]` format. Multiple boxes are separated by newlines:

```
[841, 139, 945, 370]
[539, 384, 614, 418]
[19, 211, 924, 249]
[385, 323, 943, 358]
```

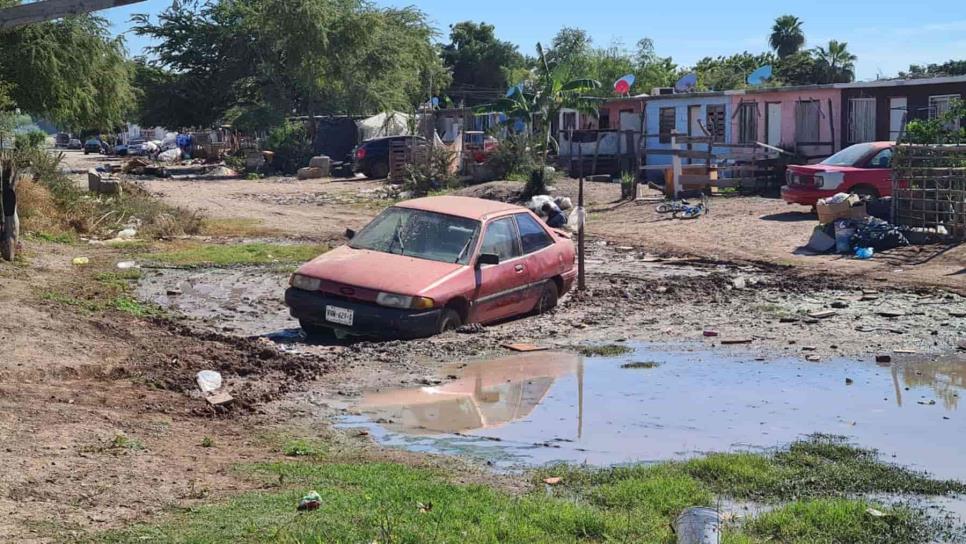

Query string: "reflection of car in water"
[285, 196, 577, 339]
[781, 142, 895, 207]
[358, 352, 581, 434]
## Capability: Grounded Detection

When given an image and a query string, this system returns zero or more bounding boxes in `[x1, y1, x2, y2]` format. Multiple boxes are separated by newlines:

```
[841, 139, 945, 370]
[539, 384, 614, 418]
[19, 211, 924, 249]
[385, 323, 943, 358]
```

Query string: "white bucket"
[674, 507, 722, 544]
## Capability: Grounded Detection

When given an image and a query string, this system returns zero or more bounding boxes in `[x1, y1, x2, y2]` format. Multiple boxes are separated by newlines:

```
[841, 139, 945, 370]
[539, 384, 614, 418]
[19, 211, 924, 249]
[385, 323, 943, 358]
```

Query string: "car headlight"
[290, 273, 321, 291]
[376, 292, 435, 310]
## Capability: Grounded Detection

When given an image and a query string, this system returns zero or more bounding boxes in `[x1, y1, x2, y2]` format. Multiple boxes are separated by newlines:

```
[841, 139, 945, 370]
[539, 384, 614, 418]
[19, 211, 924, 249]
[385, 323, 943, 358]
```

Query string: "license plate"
[325, 305, 354, 326]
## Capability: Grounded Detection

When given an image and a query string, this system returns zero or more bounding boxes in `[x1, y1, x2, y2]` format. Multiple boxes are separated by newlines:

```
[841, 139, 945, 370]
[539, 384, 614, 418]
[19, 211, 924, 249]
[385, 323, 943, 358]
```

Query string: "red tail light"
[355, 147, 366, 160]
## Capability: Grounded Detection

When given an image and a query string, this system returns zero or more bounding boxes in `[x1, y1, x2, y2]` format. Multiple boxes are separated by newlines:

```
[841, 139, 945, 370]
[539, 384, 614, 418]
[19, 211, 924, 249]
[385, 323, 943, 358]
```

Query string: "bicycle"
[672, 195, 710, 220]
[655, 199, 691, 214]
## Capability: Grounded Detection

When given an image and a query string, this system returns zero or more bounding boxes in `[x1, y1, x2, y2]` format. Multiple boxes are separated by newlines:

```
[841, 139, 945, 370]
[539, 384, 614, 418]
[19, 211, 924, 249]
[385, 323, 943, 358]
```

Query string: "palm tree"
[814, 40, 857, 83]
[769, 15, 805, 58]
[478, 43, 601, 160]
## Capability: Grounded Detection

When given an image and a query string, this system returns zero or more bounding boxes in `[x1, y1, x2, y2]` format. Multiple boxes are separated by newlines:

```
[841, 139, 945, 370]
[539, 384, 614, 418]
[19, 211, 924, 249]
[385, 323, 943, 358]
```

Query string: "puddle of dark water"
[340, 346, 966, 479]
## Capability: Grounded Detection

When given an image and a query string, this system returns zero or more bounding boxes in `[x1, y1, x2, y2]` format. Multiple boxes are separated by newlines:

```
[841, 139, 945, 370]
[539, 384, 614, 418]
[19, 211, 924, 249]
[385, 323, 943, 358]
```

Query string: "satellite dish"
[674, 73, 697, 93]
[505, 83, 524, 98]
[747, 65, 773, 86]
[613, 74, 636, 95]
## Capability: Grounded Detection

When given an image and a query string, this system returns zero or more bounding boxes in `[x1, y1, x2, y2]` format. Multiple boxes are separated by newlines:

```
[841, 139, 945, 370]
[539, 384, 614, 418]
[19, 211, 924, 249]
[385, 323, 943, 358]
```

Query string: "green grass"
[144, 242, 328, 268]
[27, 231, 76, 244]
[90, 436, 964, 544]
[571, 343, 633, 358]
[40, 268, 159, 318]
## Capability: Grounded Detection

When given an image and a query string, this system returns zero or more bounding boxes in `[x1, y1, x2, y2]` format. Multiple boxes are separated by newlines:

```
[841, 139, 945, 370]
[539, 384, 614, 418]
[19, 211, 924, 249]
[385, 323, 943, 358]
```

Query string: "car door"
[514, 212, 559, 307]
[863, 147, 894, 196]
[471, 216, 530, 323]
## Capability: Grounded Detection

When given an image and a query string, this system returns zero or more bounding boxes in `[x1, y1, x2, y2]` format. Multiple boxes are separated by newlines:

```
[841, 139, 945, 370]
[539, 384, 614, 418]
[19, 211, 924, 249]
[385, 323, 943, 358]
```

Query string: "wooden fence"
[892, 144, 966, 240]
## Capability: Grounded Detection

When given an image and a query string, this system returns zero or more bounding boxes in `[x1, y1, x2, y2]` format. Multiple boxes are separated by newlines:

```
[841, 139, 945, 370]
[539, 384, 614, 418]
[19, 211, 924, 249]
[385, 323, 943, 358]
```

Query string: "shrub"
[485, 134, 541, 181]
[14, 130, 47, 152]
[402, 145, 459, 196]
[265, 121, 313, 175]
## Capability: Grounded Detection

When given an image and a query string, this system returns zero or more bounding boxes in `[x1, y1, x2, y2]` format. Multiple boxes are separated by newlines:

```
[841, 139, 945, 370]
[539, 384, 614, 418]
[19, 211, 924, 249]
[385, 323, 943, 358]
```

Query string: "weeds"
[200, 217, 281, 238]
[40, 266, 158, 318]
[109, 433, 145, 452]
[94, 436, 965, 544]
[201, 436, 215, 448]
[143, 242, 328, 268]
[282, 438, 327, 458]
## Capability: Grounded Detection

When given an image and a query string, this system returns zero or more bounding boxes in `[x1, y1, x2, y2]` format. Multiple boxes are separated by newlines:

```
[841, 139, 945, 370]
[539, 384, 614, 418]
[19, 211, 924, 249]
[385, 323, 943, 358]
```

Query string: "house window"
[849, 98, 876, 144]
[930, 95, 961, 130]
[795, 100, 821, 144]
[705, 104, 726, 142]
[598, 110, 610, 130]
[737, 102, 758, 144]
[561, 111, 577, 133]
[658, 107, 675, 144]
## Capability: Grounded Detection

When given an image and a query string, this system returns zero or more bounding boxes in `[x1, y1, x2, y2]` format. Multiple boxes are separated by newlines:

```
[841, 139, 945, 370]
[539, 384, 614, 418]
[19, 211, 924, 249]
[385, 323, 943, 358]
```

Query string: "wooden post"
[827, 98, 836, 152]
[577, 144, 586, 292]
[671, 133, 682, 199]
[0, 159, 19, 262]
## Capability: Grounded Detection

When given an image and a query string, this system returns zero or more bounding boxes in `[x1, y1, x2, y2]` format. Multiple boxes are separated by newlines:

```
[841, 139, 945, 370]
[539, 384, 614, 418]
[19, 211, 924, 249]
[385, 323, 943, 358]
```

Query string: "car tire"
[369, 161, 389, 180]
[851, 185, 880, 199]
[299, 319, 334, 339]
[437, 309, 462, 334]
[535, 281, 559, 314]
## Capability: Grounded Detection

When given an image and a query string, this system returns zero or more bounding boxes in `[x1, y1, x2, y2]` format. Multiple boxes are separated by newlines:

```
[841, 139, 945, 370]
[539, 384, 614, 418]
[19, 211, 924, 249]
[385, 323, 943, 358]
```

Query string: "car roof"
[396, 195, 525, 221]
[364, 135, 425, 143]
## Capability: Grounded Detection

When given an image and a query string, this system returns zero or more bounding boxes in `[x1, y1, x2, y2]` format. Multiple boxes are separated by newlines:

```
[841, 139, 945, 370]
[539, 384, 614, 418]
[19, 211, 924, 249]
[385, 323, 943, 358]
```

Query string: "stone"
[297, 167, 325, 180]
[308, 155, 331, 176]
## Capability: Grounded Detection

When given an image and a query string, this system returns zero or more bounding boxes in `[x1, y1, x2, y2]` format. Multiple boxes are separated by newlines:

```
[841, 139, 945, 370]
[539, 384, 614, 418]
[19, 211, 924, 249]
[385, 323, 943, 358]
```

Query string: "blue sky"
[105, 0, 966, 81]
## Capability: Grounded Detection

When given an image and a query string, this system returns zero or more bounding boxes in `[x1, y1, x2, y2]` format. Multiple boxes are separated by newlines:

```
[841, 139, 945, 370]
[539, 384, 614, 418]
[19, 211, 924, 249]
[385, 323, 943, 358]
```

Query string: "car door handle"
[514, 264, 525, 273]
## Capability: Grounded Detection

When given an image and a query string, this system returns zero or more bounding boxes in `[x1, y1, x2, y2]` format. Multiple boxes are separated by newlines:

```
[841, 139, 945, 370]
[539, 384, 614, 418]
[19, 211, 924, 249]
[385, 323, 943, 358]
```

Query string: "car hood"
[296, 245, 465, 296]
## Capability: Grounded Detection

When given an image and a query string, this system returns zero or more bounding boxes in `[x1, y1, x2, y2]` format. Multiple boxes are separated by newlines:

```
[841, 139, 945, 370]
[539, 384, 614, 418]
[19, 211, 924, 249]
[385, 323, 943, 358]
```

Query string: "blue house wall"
[643, 94, 734, 172]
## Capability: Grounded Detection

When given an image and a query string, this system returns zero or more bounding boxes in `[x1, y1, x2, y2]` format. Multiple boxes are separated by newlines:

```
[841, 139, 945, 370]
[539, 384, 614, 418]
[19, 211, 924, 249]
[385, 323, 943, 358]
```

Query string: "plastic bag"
[566, 207, 586, 231]
[196, 370, 223, 393]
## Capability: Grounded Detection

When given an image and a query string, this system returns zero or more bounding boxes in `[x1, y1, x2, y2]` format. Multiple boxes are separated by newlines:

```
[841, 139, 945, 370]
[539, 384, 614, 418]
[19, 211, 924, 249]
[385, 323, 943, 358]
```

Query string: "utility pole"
[577, 139, 586, 291]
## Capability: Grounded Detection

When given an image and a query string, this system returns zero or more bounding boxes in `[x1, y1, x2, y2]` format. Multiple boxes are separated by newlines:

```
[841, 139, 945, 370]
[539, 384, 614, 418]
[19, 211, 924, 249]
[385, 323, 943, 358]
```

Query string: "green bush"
[265, 121, 313, 175]
[14, 130, 47, 152]
[485, 133, 540, 181]
[403, 145, 459, 196]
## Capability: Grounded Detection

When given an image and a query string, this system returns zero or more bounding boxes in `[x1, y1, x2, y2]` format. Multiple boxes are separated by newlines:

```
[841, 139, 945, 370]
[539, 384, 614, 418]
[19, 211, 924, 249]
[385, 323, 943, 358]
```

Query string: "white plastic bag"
[566, 206, 586, 231]
[196, 370, 223, 394]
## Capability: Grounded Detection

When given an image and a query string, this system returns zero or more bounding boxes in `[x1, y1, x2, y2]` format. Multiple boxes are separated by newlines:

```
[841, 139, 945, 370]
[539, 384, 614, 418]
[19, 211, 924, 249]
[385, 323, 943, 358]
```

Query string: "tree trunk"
[1, 160, 19, 262]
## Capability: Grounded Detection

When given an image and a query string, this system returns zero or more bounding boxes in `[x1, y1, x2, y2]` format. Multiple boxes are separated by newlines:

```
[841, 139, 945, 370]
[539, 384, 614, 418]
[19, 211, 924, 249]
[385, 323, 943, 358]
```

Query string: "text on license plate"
[325, 305, 354, 326]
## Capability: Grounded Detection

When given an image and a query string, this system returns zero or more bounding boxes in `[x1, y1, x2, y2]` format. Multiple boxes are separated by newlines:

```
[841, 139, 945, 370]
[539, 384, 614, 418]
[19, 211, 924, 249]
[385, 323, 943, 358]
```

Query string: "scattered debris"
[805, 355, 822, 362]
[456, 323, 485, 334]
[830, 301, 850, 309]
[675, 507, 722, 544]
[878, 310, 905, 318]
[845, 378, 854, 385]
[917, 400, 938, 406]
[205, 391, 234, 407]
[702, 330, 719, 337]
[297, 491, 322, 512]
[720, 338, 753, 345]
[116, 261, 138, 270]
[196, 370, 223, 394]
[808, 310, 837, 319]
[542, 477, 562, 485]
[875, 355, 893, 364]
[503, 343, 548, 353]
[72, 257, 90, 266]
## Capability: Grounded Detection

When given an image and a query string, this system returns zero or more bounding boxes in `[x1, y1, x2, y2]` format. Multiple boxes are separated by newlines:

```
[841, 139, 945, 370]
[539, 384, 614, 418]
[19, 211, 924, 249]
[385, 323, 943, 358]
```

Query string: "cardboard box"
[817, 195, 868, 225]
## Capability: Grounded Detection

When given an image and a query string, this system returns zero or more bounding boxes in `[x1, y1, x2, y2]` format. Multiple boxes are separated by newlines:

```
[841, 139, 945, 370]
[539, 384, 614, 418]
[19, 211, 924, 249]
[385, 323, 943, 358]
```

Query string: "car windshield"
[349, 207, 480, 265]
[820, 143, 878, 167]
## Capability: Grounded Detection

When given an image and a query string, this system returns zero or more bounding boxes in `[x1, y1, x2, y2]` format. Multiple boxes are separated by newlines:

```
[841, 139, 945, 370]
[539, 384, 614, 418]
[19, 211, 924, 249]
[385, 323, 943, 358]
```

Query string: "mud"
[339, 346, 966, 480]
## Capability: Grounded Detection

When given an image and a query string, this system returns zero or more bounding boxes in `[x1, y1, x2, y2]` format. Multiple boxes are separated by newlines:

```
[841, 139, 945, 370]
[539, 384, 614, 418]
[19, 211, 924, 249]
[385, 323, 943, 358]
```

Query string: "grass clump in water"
[573, 343, 632, 358]
[144, 242, 328, 268]
[621, 361, 660, 369]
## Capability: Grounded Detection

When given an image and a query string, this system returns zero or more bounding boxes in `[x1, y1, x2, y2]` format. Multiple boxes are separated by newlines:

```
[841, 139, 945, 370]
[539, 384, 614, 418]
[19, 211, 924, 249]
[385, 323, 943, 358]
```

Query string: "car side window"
[480, 218, 521, 262]
[868, 148, 893, 168]
[515, 213, 554, 254]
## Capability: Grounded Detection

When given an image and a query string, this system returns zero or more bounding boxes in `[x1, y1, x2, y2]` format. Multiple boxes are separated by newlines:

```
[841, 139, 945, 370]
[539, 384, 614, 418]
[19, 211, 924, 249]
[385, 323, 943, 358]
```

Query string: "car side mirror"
[476, 253, 500, 268]
[345, 228, 356, 240]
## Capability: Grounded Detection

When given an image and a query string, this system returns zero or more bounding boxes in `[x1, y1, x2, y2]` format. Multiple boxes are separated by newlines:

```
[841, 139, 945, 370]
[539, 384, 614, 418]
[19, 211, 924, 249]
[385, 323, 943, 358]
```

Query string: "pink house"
[728, 85, 842, 160]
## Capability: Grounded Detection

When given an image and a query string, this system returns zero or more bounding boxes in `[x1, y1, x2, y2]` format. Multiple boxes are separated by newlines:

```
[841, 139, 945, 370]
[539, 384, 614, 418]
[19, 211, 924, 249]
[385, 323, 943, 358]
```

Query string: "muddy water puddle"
[340, 347, 966, 478]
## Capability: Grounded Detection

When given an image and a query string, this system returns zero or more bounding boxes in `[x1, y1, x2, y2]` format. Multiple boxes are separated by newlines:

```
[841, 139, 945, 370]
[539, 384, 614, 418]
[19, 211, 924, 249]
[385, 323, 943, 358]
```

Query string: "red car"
[285, 196, 577, 339]
[781, 142, 895, 207]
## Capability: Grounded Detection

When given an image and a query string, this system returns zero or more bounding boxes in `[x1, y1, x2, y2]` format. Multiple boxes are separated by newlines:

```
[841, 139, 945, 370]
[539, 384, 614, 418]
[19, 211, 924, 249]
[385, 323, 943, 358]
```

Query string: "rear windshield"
[349, 207, 480, 265]
[821, 143, 878, 167]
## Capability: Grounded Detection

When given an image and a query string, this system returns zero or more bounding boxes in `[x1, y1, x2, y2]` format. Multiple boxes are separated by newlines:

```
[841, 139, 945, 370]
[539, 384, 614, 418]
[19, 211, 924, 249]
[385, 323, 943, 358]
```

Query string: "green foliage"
[0, 14, 134, 131]
[95, 437, 965, 544]
[572, 344, 633, 357]
[264, 121, 313, 175]
[485, 133, 540, 180]
[440, 22, 524, 106]
[813, 40, 857, 83]
[899, 59, 966, 79]
[14, 130, 46, 152]
[402, 145, 459, 197]
[145, 242, 329, 268]
[770, 15, 806, 58]
[902, 99, 966, 144]
[694, 52, 777, 91]
[133, 0, 449, 129]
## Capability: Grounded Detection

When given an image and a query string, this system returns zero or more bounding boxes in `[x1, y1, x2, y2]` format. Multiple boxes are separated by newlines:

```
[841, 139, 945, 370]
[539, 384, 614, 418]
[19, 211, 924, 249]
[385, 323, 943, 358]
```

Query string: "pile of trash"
[807, 192, 911, 259]
[527, 195, 578, 230]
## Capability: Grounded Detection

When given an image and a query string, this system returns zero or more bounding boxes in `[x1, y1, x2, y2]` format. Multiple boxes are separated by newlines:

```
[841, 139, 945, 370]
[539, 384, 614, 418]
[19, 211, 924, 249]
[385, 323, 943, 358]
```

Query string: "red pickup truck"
[781, 142, 895, 207]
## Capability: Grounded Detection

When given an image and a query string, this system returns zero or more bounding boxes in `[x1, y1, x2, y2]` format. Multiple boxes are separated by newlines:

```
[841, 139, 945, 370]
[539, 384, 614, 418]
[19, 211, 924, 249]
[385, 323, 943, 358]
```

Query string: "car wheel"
[369, 161, 389, 180]
[851, 185, 880, 199]
[437, 309, 462, 334]
[535, 282, 559, 314]
[299, 319, 334, 339]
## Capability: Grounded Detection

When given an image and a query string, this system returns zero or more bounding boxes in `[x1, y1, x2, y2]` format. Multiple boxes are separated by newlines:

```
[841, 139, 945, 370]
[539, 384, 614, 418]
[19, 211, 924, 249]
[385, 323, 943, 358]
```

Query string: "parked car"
[352, 135, 428, 179]
[83, 139, 102, 155]
[67, 138, 82, 150]
[119, 138, 146, 157]
[781, 142, 895, 207]
[285, 196, 577, 339]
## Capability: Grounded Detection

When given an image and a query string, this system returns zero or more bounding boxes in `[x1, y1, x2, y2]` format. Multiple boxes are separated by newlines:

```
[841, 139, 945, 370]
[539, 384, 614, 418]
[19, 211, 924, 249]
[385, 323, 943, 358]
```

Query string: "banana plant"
[477, 43, 601, 161]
